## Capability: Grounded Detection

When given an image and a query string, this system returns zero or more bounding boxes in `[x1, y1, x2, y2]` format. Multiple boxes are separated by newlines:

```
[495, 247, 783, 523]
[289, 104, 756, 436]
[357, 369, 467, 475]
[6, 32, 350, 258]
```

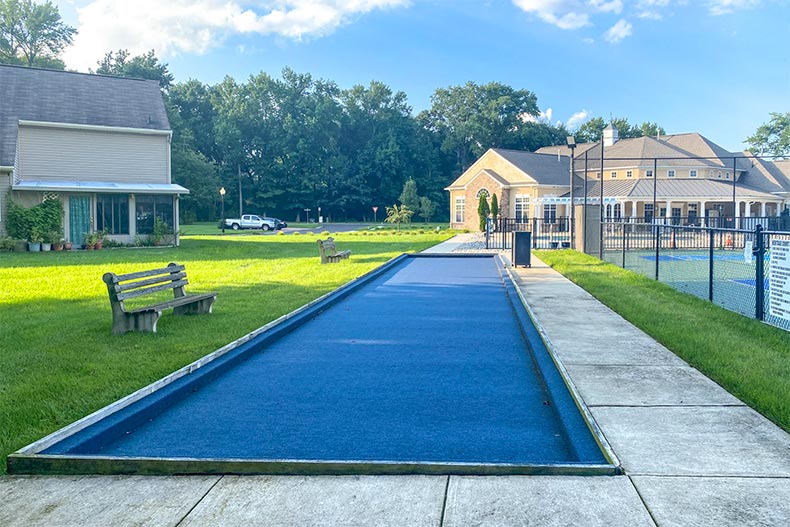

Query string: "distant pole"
[220, 187, 226, 234]
[567, 136, 577, 249]
[583, 150, 589, 254]
[599, 140, 605, 259]
[372, 206, 379, 223]
[732, 157, 737, 228]
[237, 164, 243, 217]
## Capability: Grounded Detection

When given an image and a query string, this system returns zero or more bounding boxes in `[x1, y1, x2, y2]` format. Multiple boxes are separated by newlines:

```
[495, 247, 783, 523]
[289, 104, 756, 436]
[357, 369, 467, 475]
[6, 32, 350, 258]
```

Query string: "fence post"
[622, 223, 628, 269]
[755, 224, 765, 321]
[654, 224, 660, 281]
[708, 228, 714, 302]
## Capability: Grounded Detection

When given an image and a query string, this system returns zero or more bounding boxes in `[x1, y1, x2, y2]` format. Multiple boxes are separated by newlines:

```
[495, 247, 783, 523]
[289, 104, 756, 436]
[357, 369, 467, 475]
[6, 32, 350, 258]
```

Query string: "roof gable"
[0, 65, 170, 166]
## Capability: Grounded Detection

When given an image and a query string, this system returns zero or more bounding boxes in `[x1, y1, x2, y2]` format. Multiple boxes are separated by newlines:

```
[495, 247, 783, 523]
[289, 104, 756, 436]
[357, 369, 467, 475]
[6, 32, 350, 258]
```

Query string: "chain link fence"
[599, 221, 790, 332]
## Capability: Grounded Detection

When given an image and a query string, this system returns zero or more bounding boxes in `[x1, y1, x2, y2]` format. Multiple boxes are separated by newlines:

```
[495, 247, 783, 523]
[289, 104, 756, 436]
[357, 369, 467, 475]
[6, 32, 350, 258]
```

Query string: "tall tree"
[95, 49, 174, 89]
[747, 112, 790, 158]
[399, 178, 419, 212]
[575, 116, 666, 142]
[420, 81, 540, 172]
[0, 0, 75, 67]
[478, 194, 490, 232]
[418, 196, 435, 223]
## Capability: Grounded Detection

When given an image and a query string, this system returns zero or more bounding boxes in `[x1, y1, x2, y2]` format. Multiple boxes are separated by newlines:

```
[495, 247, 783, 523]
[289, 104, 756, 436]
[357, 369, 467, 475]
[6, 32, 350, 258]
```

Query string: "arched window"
[476, 188, 490, 199]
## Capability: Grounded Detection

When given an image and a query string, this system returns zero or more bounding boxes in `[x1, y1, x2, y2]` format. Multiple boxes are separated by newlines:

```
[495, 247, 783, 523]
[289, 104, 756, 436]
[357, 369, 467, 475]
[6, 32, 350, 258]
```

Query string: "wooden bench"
[102, 262, 217, 335]
[317, 237, 351, 264]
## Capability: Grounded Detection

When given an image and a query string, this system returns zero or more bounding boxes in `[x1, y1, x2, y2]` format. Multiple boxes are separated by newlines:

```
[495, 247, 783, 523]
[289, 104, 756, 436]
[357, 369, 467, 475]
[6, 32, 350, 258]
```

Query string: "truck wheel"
[231, 223, 240, 230]
[262, 224, 271, 231]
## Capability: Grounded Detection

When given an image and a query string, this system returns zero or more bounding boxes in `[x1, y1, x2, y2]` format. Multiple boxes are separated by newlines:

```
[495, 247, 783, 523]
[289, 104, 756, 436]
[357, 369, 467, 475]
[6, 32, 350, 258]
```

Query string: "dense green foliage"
[575, 116, 666, 143]
[536, 250, 790, 434]
[0, 231, 452, 474]
[477, 194, 490, 231]
[0, 0, 75, 67]
[490, 193, 499, 219]
[747, 112, 790, 158]
[6, 198, 62, 242]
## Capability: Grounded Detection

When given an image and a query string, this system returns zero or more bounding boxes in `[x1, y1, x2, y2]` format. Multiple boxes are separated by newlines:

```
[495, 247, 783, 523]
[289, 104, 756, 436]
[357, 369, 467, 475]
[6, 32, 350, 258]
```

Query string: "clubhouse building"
[447, 124, 790, 231]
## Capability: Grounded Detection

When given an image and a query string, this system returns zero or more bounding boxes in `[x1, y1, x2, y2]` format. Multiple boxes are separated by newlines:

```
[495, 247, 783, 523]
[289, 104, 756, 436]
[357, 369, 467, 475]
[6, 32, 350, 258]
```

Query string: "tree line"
[4, 0, 787, 223]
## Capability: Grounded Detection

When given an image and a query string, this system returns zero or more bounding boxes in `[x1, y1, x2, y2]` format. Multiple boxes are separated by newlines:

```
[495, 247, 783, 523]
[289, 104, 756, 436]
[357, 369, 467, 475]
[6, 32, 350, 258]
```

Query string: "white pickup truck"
[223, 214, 277, 231]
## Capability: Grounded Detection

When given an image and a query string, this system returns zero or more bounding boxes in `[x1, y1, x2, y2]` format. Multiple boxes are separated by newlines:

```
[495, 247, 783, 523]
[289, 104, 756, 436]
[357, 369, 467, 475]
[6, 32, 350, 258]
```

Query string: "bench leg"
[173, 296, 216, 316]
[112, 310, 162, 335]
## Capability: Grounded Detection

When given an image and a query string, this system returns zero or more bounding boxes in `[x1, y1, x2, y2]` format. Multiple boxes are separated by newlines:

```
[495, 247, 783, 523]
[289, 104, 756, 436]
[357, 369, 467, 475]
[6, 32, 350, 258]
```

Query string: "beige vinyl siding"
[16, 125, 169, 184]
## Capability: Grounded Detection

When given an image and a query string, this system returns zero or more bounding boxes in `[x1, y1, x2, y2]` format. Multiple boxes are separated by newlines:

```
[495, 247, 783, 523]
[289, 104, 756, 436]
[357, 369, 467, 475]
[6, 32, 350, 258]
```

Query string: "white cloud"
[60, 0, 409, 71]
[635, 0, 670, 19]
[604, 18, 632, 43]
[566, 110, 589, 130]
[511, 0, 590, 29]
[707, 0, 760, 15]
[588, 0, 623, 14]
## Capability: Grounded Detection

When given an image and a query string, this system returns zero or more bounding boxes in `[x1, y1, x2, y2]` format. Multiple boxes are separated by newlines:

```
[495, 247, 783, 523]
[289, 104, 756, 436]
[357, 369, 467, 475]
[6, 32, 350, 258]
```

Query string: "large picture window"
[136, 195, 174, 234]
[454, 197, 465, 223]
[515, 195, 530, 222]
[96, 194, 129, 234]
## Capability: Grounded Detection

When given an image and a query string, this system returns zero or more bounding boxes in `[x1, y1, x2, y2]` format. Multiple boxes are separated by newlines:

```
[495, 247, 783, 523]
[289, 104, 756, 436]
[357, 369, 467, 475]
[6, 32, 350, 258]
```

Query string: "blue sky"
[52, 1, 789, 152]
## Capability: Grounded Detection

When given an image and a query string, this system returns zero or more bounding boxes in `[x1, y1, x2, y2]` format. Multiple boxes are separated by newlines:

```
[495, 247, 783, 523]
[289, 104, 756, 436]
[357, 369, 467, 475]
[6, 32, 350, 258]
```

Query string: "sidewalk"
[1, 237, 789, 526]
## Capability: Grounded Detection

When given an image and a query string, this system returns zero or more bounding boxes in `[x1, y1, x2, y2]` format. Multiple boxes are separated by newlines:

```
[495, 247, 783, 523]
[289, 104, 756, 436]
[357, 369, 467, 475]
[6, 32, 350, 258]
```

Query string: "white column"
[665, 201, 672, 224]
[631, 200, 638, 221]
[761, 202, 767, 217]
[746, 202, 752, 218]
[777, 203, 783, 217]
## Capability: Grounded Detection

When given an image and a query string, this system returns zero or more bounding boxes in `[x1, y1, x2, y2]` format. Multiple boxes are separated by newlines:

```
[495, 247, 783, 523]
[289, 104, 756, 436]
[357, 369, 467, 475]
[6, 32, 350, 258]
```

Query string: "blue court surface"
[641, 253, 747, 262]
[10, 255, 615, 476]
[732, 278, 770, 290]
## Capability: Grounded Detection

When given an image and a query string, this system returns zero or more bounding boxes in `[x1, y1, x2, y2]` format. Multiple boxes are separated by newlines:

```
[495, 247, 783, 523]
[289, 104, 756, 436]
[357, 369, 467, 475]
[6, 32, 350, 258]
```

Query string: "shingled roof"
[0, 64, 170, 167]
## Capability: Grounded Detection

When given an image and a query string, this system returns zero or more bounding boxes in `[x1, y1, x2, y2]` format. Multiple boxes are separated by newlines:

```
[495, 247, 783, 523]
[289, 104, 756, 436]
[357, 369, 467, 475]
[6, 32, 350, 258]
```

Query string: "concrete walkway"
[2, 235, 789, 526]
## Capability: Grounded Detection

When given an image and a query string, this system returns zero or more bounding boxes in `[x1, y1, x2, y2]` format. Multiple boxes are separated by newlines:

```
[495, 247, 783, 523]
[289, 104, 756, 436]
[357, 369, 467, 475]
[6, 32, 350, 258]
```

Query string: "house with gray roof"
[0, 64, 187, 245]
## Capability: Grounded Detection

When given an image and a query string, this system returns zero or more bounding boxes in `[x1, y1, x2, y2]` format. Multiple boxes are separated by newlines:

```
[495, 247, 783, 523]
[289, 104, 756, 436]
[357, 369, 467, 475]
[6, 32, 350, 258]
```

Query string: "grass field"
[0, 229, 453, 474]
[535, 249, 790, 434]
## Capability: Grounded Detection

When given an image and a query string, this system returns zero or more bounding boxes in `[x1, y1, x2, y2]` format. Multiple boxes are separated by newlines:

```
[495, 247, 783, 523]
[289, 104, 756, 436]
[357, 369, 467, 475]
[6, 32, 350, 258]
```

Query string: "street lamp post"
[567, 136, 577, 249]
[304, 208, 311, 223]
[219, 187, 226, 234]
[372, 206, 378, 223]
[318, 206, 322, 224]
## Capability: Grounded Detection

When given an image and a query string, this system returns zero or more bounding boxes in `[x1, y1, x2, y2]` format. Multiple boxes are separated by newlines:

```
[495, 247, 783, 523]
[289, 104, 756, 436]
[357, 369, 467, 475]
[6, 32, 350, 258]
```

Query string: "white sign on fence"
[769, 239, 790, 322]
[744, 240, 753, 264]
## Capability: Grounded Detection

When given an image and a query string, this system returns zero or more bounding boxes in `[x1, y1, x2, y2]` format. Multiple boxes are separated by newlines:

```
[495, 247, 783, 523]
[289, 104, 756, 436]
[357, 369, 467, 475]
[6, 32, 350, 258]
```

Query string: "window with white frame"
[690, 170, 698, 177]
[626, 170, 633, 178]
[543, 204, 557, 224]
[455, 197, 465, 223]
[613, 203, 622, 219]
[646, 170, 653, 178]
[514, 195, 530, 222]
[725, 172, 730, 179]
[718, 171, 722, 179]
[668, 170, 676, 178]
[611, 171, 617, 179]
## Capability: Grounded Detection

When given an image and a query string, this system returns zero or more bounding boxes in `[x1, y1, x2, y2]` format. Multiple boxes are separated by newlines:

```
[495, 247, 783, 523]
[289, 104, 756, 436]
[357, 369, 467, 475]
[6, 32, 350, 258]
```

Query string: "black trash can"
[512, 231, 531, 267]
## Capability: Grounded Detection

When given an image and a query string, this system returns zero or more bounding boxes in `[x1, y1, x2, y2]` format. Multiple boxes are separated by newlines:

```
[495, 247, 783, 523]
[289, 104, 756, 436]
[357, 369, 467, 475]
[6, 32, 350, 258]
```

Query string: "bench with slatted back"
[102, 262, 217, 334]
[317, 237, 351, 264]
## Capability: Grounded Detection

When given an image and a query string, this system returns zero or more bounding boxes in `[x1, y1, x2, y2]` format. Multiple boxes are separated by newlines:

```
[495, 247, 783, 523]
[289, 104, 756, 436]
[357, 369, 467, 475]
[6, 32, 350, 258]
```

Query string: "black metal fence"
[604, 215, 786, 231]
[486, 216, 574, 250]
[598, 220, 790, 332]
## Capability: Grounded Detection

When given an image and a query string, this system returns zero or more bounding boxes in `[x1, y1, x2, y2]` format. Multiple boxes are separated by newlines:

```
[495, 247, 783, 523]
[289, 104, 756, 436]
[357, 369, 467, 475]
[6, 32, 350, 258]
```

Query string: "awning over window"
[11, 180, 189, 194]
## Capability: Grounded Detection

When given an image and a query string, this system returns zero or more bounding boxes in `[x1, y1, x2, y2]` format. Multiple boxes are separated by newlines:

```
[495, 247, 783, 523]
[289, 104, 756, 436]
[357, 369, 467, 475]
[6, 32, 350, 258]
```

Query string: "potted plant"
[64, 240, 72, 250]
[84, 232, 97, 250]
[48, 230, 63, 251]
[28, 228, 43, 252]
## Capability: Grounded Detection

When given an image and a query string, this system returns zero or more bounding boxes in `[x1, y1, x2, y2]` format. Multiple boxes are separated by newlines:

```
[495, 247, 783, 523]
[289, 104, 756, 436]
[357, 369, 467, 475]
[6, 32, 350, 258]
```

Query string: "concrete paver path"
[1, 236, 789, 526]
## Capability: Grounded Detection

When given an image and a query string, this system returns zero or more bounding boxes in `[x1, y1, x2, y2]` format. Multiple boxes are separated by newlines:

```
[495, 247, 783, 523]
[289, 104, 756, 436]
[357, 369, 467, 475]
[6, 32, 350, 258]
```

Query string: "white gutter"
[18, 119, 172, 137]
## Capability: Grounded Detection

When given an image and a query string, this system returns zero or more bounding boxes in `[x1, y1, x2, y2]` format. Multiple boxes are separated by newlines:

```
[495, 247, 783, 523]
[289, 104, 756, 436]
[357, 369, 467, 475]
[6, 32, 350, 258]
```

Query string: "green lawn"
[0, 230, 453, 474]
[535, 250, 790, 434]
